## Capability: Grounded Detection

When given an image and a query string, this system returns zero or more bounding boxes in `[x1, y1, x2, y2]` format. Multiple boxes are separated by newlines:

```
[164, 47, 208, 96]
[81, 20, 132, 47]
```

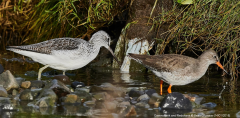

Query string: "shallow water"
[0, 53, 240, 118]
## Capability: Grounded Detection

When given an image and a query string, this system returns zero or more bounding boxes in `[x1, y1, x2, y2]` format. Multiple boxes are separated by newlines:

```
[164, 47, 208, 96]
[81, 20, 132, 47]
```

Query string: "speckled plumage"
[128, 49, 226, 86]
[7, 30, 118, 80]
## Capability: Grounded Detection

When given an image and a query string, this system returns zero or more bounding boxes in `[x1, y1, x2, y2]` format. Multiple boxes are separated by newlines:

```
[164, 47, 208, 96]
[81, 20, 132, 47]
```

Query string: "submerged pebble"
[0, 85, 8, 97]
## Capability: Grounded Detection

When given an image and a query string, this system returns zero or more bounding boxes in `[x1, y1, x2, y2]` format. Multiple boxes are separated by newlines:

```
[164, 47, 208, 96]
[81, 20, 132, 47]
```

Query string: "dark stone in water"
[128, 89, 144, 98]
[0, 64, 4, 74]
[73, 88, 92, 102]
[30, 80, 45, 88]
[159, 92, 192, 110]
[145, 89, 157, 97]
[202, 102, 217, 109]
[71, 81, 85, 89]
[52, 75, 71, 85]
[43, 79, 71, 98]
[19, 89, 34, 100]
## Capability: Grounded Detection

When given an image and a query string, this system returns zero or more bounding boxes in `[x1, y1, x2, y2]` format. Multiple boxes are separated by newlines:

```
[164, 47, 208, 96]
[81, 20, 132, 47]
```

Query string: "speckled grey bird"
[128, 49, 227, 95]
[7, 30, 120, 80]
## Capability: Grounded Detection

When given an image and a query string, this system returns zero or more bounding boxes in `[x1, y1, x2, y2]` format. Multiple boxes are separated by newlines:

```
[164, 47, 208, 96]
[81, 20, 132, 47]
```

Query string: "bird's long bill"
[216, 61, 228, 74]
[107, 47, 121, 66]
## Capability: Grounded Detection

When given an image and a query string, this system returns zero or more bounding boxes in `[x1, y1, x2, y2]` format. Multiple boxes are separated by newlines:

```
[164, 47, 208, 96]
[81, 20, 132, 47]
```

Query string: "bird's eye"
[213, 55, 217, 58]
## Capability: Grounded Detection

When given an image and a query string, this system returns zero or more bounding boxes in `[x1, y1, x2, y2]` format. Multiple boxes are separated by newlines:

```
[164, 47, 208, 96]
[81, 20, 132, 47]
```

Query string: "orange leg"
[160, 80, 163, 95]
[167, 85, 172, 94]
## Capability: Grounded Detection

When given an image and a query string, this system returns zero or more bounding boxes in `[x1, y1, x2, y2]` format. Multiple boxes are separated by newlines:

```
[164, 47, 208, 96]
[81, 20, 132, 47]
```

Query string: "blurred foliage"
[0, 0, 129, 48]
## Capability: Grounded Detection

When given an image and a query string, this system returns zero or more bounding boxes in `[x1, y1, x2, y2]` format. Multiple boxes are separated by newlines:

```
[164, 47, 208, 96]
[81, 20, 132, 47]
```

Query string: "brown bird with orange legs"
[128, 49, 227, 95]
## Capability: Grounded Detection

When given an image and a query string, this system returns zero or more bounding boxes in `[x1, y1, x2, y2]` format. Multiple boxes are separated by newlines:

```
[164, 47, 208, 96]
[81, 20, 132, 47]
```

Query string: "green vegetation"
[152, 0, 240, 79]
[0, 0, 128, 47]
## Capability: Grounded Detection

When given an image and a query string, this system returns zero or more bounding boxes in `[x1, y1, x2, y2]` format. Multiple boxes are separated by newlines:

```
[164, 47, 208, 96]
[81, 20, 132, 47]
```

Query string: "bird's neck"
[196, 57, 211, 77]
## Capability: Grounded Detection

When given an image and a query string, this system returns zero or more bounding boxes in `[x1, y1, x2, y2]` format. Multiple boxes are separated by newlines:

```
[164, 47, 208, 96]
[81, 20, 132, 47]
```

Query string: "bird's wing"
[7, 38, 87, 54]
[128, 53, 193, 72]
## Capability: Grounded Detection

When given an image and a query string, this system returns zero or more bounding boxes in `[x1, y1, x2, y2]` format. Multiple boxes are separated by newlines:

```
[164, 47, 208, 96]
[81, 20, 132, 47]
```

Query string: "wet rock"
[119, 105, 137, 117]
[76, 87, 90, 93]
[128, 89, 144, 98]
[135, 102, 150, 108]
[21, 81, 31, 89]
[53, 75, 71, 85]
[90, 83, 126, 97]
[0, 64, 4, 74]
[73, 88, 92, 102]
[71, 81, 85, 89]
[0, 70, 19, 91]
[0, 85, 8, 97]
[145, 89, 157, 97]
[35, 96, 56, 107]
[12, 89, 18, 96]
[149, 93, 164, 107]
[93, 92, 113, 101]
[15, 77, 25, 86]
[201, 102, 217, 109]
[19, 89, 34, 100]
[0, 97, 17, 111]
[137, 94, 150, 102]
[25, 71, 38, 77]
[30, 80, 45, 88]
[64, 94, 79, 103]
[159, 92, 192, 110]
[117, 101, 131, 108]
[104, 100, 118, 112]
[183, 94, 205, 105]
[43, 79, 71, 98]
[37, 89, 57, 101]
[115, 97, 124, 102]
[84, 100, 96, 107]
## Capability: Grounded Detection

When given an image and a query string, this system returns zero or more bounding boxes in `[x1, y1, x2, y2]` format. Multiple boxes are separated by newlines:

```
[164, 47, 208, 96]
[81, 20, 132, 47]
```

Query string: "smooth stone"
[159, 92, 192, 110]
[0, 70, 19, 91]
[73, 88, 92, 102]
[137, 94, 150, 102]
[84, 100, 96, 107]
[0, 64, 4, 74]
[12, 89, 18, 96]
[64, 94, 80, 103]
[71, 81, 85, 89]
[37, 89, 57, 101]
[93, 92, 113, 101]
[135, 102, 150, 108]
[90, 83, 126, 97]
[149, 93, 164, 107]
[75, 87, 90, 93]
[53, 75, 71, 85]
[201, 102, 217, 109]
[25, 71, 38, 77]
[30, 80, 45, 88]
[104, 100, 118, 112]
[121, 105, 137, 117]
[115, 97, 124, 102]
[15, 77, 25, 86]
[21, 81, 31, 89]
[128, 89, 144, 98]
[0, 85, 8, 97]
[35, 96, 56, 107]
[183, 94, 205, 105]
[19, 89, 34, 100]
[117, 101, 131, 107]
[145, 89, 157, 97]
[43, 79, 71, 98]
